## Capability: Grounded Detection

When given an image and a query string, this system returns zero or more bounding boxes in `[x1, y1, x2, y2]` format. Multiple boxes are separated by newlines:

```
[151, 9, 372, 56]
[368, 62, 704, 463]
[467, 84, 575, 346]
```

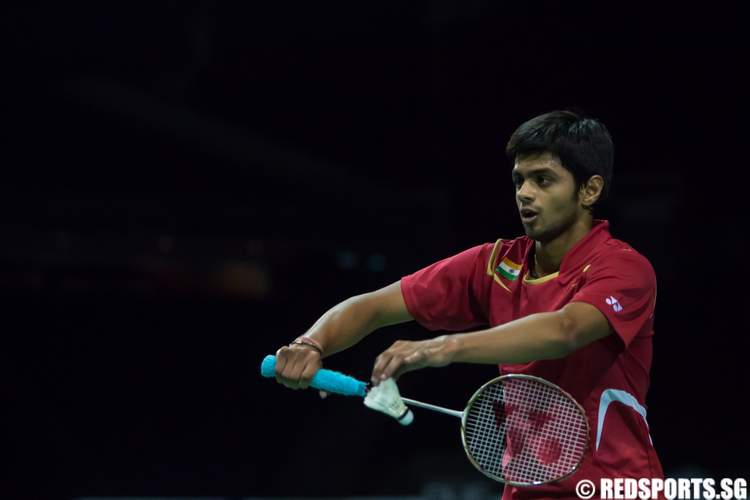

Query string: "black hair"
[505, 110, 614, 208]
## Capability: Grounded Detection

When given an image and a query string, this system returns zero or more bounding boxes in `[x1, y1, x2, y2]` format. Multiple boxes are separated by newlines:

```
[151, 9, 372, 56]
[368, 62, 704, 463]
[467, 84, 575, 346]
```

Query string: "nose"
[516, 180, 534, 204]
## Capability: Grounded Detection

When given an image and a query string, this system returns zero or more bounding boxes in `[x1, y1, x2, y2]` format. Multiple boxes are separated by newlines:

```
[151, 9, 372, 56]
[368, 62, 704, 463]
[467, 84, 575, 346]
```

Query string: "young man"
[274, 110, 663, 498]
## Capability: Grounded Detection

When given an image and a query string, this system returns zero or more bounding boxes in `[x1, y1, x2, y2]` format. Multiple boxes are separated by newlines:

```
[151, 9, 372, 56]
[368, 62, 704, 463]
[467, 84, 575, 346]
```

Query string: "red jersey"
[400, 220, 663, 499]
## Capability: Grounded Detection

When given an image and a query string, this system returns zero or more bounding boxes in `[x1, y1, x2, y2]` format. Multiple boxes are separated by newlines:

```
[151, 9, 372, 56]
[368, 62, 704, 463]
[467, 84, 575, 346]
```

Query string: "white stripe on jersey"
[596, 389, 653, 450]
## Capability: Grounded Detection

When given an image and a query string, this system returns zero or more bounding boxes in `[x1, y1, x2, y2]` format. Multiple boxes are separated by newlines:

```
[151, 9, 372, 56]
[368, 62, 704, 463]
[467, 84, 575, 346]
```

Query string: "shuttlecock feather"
[364, 378, 414, 426]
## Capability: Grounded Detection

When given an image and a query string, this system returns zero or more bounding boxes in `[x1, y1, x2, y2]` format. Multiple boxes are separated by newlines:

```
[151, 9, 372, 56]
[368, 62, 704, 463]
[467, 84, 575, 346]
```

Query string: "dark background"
[2, 2, 746, 499]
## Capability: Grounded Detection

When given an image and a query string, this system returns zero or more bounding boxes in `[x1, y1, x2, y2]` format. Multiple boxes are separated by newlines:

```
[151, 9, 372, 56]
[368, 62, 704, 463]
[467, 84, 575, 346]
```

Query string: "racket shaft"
[402, 397, 463, 418]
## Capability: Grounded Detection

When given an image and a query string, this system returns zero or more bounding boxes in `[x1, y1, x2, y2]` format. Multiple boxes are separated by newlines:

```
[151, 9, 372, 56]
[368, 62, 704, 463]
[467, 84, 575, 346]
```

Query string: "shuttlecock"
[364, 378, 414, 426]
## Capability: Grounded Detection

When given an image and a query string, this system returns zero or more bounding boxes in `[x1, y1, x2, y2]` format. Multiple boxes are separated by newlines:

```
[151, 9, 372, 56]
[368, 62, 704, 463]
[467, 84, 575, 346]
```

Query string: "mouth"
[520, 208, 539, 223]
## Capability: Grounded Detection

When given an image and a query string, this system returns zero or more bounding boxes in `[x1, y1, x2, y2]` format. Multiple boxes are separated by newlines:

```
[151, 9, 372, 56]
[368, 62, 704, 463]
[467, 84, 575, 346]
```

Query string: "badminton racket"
[260, 354, 589, 486]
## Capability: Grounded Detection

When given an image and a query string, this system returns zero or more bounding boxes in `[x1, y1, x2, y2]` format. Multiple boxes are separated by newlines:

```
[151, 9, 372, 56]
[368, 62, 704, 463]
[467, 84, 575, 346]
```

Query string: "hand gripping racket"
[260, 355, 414, 424]
[260, 354, 589, 486]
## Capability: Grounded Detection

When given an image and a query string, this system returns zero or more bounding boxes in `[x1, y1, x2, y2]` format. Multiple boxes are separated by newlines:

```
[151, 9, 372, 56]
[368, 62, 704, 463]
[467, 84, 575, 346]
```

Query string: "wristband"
[291, 335, 324, 355]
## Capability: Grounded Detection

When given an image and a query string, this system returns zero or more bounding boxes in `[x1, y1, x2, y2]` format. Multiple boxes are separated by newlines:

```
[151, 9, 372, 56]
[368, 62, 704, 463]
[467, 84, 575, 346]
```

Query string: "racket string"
[462, 377, 588, 485]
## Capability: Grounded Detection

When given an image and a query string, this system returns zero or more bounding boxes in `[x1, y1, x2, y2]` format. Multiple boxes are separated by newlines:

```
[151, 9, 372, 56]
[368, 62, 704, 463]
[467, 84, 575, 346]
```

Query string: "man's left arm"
[371, 302, 611, 383]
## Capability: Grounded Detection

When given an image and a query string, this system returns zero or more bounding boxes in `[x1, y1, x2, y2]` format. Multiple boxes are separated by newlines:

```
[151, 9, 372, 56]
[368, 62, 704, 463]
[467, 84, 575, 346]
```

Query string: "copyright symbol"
[576, 479, 596, 499]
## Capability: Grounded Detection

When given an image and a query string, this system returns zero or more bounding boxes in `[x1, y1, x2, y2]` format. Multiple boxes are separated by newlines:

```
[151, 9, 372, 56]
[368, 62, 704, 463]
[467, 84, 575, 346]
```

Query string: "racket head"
[460, 374, 589, 487]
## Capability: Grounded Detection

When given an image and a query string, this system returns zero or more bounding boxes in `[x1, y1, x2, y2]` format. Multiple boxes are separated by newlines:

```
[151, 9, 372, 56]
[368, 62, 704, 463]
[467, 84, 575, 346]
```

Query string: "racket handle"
[260, 355, 367, 397]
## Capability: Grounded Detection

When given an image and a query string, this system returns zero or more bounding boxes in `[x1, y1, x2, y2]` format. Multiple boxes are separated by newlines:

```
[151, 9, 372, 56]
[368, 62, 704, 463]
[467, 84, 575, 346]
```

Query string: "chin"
[523, 219, 560, 243]
[522, 225, 543, 241]
[532, 219, 572, 244]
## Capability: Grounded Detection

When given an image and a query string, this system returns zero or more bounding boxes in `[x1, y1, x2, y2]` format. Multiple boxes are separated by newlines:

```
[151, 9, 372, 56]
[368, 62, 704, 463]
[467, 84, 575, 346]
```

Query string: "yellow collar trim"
[486, 239, 503, 276]
[522, 271, 560, 285]
[486, 239, 511, 293]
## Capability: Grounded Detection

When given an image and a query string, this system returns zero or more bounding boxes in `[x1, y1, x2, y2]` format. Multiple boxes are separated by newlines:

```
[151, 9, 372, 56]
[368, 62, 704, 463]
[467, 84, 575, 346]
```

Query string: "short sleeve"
[400, 244, 491, 332]
[570, 250, 656, 347]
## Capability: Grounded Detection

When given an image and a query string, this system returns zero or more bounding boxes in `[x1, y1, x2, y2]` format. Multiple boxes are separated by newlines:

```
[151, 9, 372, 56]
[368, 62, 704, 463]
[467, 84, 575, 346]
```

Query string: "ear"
[579, 175, 604, 208]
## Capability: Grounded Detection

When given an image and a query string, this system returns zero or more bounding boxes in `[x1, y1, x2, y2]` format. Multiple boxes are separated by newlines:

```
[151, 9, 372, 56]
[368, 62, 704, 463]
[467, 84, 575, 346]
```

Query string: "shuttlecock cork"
[364, 378, 414, 426]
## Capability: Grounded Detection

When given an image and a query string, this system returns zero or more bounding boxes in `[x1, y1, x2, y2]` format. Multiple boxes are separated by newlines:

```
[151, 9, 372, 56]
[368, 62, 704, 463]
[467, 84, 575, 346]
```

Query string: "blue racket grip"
[260, 354, 367, 397]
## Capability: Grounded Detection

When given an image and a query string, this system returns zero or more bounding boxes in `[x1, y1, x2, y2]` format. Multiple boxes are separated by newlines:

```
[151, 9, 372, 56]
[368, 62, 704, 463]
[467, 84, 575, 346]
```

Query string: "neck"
[532, 216, 594, 277]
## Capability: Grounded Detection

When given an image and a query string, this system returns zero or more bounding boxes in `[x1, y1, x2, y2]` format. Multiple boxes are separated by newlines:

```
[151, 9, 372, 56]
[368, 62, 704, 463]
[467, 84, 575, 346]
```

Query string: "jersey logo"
[495, 257, 522, 281]
[605, 296, 623, 313]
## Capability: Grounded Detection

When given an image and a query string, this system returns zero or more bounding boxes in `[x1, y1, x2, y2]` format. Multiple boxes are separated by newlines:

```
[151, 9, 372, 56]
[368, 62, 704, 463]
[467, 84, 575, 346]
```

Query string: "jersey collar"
[523, 219, 612, 278]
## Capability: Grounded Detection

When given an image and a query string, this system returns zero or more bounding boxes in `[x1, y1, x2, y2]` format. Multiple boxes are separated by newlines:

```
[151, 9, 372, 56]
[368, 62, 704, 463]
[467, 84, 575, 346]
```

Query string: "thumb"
[319, 390, 329, 399]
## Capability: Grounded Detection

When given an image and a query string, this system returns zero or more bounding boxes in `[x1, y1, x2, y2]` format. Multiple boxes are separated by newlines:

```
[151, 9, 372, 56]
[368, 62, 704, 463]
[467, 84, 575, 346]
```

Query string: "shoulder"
[587, 238, 656, 285]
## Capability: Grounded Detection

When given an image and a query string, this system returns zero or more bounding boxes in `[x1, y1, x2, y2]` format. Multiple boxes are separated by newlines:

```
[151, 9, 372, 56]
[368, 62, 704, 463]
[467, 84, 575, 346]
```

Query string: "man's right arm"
[274, 280, 413, 389]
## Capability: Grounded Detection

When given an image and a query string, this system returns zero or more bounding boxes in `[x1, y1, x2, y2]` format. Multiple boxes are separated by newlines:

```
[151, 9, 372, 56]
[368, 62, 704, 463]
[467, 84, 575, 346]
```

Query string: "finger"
[298, 356, 321, 389]
[403, 350, 425, 365]
[380, 354, 406, 381]
[371, 353, 392, 385]
[284, 359, 306, 389]
[393, 361, 415, 380]
[274, 347, 290, 384]
[277, 355, 301, 388]
[371, 339, 410, 382]
[394, 350, 429, 379]
[319, 390, 328, 399]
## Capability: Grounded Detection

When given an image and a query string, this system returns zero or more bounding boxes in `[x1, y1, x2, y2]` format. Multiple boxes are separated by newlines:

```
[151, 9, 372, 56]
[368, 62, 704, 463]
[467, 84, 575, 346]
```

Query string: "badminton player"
[274, 110, 663, 498]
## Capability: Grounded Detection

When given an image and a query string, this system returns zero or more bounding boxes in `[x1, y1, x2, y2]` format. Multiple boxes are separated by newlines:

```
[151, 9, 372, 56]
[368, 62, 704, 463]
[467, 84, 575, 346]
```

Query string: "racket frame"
[459, 373, 590, 487]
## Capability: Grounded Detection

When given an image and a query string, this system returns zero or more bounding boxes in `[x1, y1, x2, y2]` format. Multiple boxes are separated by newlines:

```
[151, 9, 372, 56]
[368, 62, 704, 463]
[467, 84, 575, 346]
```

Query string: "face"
[512, 152, 582, 243]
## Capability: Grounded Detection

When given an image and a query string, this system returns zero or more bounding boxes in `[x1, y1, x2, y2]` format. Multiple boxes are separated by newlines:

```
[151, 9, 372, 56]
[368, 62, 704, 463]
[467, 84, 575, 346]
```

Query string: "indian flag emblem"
[495, 257, 522, 281]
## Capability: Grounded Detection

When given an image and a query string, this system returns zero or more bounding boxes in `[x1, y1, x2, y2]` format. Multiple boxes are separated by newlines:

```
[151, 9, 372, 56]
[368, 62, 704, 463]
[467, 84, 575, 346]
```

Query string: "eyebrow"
[511, 167, 559, 179]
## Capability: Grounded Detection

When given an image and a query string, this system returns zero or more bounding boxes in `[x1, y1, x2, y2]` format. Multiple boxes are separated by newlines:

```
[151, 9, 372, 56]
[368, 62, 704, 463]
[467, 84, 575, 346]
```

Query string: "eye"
[536, 176, 551, 186]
